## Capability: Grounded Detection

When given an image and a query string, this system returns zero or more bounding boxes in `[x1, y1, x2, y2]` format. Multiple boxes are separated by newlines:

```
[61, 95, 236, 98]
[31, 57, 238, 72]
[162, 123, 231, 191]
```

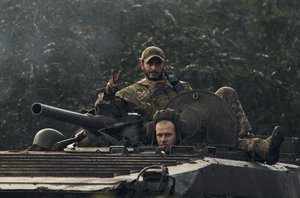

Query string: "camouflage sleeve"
[94, 88, 117, 107]
[94, 92, 109, 115]
[95, 80, 133, 102]
[116, 85, 146, 108]
[94, 89, 125, 116]
[94, 92, 105, 106]
[94, 84, 143, 109]
[115, 87, 135, 102]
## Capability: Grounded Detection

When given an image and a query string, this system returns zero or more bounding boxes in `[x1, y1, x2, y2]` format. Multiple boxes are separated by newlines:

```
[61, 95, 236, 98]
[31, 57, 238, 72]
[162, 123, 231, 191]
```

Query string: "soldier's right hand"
[105, 70, 121, 96]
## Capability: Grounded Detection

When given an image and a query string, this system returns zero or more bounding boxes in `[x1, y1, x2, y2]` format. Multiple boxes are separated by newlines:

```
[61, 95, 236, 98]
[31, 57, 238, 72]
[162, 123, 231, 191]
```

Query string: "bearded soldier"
[95, 46, 192, 122]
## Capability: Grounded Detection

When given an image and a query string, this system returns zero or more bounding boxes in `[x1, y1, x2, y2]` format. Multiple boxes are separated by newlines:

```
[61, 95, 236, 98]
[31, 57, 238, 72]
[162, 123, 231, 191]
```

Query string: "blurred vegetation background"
[0, 0, 299, 149]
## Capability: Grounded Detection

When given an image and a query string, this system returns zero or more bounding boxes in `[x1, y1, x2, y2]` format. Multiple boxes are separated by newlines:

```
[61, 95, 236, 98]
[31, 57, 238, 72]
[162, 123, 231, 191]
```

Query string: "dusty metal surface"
[168, 158, 300, 197]
[0, 150, 193, 178]
[0, 149, 197, 193]
[0, 149, 299, 197]
[164, 90, 239, 147]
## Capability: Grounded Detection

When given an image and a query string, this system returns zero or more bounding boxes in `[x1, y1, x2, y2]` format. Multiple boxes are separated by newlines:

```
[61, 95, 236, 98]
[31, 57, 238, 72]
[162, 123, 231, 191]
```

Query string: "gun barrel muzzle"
[31, 103, 43, 115]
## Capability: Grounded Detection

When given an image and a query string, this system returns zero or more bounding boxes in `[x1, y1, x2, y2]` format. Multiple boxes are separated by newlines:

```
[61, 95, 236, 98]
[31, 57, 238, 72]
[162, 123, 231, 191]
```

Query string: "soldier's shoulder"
[117, 78, 146, 94]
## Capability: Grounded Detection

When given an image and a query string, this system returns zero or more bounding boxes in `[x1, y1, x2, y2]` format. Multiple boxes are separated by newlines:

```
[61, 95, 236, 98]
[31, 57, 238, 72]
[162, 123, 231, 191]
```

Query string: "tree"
[0, 0, 299, 149]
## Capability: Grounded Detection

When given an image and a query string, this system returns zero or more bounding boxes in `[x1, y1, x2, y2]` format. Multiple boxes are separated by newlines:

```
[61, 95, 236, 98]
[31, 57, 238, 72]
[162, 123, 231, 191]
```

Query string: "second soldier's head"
[147, 108, 187, 147]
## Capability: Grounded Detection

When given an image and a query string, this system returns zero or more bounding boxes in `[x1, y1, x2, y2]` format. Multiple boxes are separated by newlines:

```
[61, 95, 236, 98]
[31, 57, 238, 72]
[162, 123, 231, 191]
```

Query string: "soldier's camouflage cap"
[141, 46, 165, 63]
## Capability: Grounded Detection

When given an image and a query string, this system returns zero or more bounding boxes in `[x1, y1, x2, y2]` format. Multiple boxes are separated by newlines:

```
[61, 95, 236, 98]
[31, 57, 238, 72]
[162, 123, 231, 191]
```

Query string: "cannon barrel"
[31, 103, 106, 129]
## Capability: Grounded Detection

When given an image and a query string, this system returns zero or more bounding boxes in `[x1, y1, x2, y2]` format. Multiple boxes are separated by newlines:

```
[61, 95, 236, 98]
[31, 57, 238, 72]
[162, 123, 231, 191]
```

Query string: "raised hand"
[105, 70, 121, 95]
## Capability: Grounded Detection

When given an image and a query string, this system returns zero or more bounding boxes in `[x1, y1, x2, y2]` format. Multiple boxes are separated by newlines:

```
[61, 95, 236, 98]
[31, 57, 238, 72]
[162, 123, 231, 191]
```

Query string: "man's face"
[155, 120, 177, 147]
[141, 57, 164, 81]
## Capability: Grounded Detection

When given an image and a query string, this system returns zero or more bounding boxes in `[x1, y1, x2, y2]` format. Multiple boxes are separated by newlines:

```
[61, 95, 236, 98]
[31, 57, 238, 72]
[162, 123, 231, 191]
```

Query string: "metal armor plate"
[164, 89, 239, 148]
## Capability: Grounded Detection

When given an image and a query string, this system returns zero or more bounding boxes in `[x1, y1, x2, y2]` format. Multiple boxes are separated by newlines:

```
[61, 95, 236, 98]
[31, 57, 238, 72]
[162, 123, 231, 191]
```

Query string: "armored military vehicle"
[0, 90, 299, 197]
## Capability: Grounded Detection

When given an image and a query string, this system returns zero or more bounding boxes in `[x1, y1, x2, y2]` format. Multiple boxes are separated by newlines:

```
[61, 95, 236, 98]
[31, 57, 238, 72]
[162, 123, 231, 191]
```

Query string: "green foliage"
[0, 0, 299, 149]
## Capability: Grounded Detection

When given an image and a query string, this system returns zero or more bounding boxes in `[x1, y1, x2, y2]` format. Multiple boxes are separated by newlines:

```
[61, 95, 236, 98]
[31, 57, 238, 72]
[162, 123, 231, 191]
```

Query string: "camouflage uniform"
[215, 86, 284, 164]
[215, 86, 252, 138]
[95, 77, 192, 122]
